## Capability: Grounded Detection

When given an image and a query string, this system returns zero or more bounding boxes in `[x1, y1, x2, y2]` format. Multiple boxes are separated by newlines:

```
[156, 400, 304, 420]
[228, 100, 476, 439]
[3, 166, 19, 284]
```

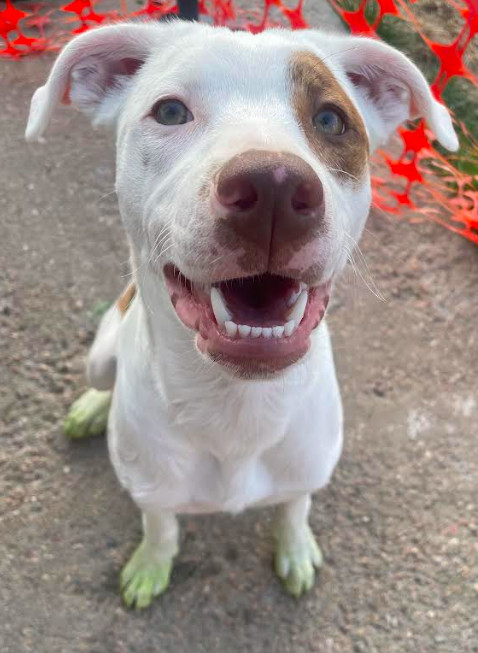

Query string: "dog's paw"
[120, 542, 173, 610]
[274, 526, 323, 598]
[64, 388, 111, 439]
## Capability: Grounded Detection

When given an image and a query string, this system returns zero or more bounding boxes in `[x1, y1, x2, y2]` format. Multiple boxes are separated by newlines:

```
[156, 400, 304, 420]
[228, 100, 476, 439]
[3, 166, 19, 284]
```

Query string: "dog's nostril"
[291, 181, 323, 215]
[234, 186, 258, 211]
[217, 178, 258, 212]
[292, 195, 309, 212]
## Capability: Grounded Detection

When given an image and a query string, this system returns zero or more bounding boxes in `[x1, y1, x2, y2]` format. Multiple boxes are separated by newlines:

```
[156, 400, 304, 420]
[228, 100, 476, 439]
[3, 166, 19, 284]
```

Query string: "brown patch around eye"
[116, 283, 136, 315]
[289, 51, 369, 184]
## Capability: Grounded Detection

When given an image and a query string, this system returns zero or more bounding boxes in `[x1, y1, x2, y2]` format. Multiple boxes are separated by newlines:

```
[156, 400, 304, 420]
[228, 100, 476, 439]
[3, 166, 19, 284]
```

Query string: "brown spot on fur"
[289, 51, 369, 183]
[116, 283, 136, 315]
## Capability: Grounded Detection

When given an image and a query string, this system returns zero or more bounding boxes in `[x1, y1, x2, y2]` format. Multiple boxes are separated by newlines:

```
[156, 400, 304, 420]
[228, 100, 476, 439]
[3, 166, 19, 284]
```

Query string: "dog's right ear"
[25, 23, 163, 141]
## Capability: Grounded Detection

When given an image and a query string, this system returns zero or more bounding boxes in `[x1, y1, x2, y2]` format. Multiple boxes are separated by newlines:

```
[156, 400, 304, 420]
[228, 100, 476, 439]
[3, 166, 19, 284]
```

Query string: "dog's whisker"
[154, 241, 174, 263]
[320, 45, 362, 64]
[327, 168, 360, 181]
[95, 188, 117, 204]
[149, 230, 172, 265]
[343, 235, 385, 303]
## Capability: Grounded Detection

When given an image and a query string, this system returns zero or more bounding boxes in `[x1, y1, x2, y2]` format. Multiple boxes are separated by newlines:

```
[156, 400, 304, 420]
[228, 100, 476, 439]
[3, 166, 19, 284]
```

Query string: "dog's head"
[26, 22, 458, 377]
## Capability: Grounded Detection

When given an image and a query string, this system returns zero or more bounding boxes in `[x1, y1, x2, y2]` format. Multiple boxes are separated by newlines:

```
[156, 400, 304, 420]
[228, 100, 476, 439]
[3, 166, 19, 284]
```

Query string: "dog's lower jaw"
[205, 347, 310, 379]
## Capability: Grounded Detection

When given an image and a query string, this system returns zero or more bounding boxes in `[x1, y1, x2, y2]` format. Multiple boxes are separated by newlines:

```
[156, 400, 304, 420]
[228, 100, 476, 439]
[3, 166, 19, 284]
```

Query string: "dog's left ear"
[317, 35, 459, 152]
[25, 23, 165, 141]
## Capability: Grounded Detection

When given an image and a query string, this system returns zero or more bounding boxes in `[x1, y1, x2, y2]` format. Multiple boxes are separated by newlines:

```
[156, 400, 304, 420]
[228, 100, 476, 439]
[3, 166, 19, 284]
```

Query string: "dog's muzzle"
[162, 150, 331, 377]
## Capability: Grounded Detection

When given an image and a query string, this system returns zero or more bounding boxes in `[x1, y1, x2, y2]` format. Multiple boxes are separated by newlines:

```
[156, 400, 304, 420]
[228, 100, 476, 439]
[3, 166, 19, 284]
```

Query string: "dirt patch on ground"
[1, 8, 478, 653]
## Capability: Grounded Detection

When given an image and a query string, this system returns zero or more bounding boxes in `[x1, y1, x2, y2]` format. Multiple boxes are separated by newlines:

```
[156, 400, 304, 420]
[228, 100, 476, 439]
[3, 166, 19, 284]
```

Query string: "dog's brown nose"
[214, 150, 324, 261]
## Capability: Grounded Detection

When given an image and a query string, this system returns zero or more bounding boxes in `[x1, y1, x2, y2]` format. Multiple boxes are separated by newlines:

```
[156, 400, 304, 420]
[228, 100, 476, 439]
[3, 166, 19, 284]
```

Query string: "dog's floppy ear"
[311, 34, 459, 152]
[25, 23, 163, 141]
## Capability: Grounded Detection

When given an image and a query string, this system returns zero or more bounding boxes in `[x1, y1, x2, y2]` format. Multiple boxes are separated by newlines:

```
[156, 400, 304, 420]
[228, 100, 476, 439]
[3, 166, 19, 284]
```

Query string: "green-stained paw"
[120, 542, 173, 610]
[275, 526, 323, 598]
[64, 388, 111, 439]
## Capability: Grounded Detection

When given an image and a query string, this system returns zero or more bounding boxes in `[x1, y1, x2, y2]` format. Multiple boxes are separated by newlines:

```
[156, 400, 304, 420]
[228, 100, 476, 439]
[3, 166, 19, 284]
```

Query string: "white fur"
[26, 23, 458, 580]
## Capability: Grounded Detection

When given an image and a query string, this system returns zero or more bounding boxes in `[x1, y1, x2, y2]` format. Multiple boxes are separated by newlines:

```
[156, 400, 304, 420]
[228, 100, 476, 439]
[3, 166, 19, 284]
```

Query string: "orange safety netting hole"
[1, 0, 477, 244]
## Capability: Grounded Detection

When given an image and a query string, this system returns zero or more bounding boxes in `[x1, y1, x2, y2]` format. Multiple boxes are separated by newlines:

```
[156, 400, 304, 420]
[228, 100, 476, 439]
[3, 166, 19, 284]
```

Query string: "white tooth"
[287, 290, 308, 325]
[272, 325, 284, 338]
[286, 282, 308, 307]
[251, 327, 262, 338]
[262, 327, 272, 339]
[284, 320, 295, 337]
[210, 287, 232, 324]
[238, 324, 251, 338]
[225, 321, 238, 337]
[286, 289, 300, 307]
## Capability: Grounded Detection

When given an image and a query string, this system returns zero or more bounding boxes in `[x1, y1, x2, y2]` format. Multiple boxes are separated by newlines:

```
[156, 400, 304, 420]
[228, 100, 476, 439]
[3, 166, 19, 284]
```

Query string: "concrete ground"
[1, 2, 477, 652]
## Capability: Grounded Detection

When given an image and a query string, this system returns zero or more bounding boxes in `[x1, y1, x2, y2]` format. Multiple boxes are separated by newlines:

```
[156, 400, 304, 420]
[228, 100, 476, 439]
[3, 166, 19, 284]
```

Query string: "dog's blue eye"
[313, 108, 345, 136]
[154, 99, 193, 126]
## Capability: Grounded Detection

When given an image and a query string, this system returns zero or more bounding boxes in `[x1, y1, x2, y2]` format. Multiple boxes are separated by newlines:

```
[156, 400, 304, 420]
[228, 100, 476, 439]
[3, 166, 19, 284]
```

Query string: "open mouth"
[163, 265, 330, 375]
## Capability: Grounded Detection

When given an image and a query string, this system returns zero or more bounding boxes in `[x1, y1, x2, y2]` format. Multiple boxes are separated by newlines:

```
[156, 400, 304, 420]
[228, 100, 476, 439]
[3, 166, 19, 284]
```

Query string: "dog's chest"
[111, 311, 342, 513]
[168, 380, 292, 457]
[165, 386, 295, 511]
[111, 366, 318, 512]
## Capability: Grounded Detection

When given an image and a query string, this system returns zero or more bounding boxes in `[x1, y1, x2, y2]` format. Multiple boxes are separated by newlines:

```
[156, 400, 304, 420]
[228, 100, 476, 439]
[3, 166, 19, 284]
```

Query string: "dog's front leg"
[120, 510, 179, 609]
[274, 494, 323, 597]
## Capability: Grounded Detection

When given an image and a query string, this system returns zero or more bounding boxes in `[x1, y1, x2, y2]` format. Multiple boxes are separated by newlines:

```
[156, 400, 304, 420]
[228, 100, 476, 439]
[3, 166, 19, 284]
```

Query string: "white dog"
[26, 20, 458, 608]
